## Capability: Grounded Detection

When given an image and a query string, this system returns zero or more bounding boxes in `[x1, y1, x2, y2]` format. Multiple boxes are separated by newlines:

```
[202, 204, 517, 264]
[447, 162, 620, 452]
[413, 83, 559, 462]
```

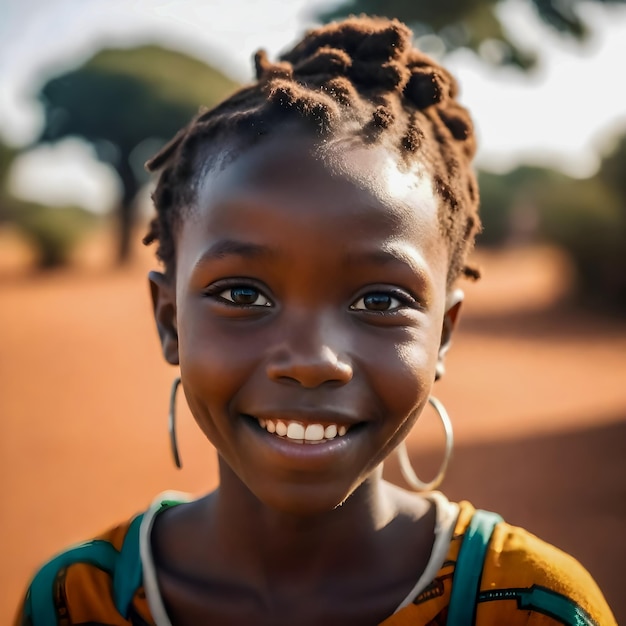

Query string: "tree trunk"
[116, 159, 139, 265]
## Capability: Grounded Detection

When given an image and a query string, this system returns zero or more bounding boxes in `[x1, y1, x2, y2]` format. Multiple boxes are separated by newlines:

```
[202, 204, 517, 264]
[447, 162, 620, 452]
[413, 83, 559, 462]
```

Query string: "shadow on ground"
[461, 305, 626, 342]
[386, 416, 626, 623]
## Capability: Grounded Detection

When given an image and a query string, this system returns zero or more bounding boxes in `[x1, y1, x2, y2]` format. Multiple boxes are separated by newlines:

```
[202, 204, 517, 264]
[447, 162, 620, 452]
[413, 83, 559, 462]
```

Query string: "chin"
[250, 479, 360, 518]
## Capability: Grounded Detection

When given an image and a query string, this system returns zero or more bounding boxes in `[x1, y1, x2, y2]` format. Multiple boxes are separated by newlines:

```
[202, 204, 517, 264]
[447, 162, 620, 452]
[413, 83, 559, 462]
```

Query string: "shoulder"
[454, 502, 618, 626]
[15, 493, 189, 626]
[15, 514, 148, 626]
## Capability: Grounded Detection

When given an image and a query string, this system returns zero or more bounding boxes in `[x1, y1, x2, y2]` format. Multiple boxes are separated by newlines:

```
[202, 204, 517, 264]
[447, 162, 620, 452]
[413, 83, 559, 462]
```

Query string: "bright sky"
[1, 0, 625, 212]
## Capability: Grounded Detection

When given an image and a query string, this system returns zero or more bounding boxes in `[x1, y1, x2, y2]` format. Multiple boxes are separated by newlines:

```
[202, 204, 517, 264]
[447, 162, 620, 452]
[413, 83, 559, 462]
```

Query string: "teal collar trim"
[26, 497, 189, 625]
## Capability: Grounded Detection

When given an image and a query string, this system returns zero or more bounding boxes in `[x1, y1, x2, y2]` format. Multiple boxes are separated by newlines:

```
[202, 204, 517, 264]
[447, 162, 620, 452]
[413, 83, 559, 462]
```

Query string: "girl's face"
[152, 134, 456, 515]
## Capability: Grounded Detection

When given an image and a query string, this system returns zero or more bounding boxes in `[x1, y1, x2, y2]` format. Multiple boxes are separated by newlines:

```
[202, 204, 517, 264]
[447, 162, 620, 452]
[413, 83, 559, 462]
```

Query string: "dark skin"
[149, 133, 463, 626]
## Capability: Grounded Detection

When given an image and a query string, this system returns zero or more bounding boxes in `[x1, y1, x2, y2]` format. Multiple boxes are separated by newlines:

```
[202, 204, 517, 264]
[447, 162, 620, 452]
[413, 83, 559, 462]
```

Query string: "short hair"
[144, 16, 481, 286]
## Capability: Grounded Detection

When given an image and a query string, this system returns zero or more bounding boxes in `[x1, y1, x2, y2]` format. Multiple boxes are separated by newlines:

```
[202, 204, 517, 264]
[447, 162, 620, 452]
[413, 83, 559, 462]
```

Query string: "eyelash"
[350, 289, 418, 314]
[203, 281, 273, 308]
[204, 281, 418, 314]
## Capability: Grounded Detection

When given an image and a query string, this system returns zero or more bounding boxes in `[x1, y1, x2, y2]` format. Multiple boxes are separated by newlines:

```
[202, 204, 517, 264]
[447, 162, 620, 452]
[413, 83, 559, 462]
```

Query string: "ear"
[148, 270, 179, 365]
[435, 288, 464, 381]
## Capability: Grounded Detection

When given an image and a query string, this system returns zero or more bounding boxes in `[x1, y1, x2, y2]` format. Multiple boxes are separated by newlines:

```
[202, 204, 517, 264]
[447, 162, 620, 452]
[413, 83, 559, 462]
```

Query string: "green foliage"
[475, 170, 512, 245]
[1, 138, 97, 270]
[477, 151, 626, 312]
[317, 0, 625, 69]
[40, 45, 239, 163]
[0, 141, 18, 223]
[477, 165, 570, 246]
[597, 133, 626, 204]
[0, 141, 17, 187]
[7, 202, 98, 269]
[539, 177, 625, 310]
[86, 46, 238, 116]
[37, 45, 239, 262]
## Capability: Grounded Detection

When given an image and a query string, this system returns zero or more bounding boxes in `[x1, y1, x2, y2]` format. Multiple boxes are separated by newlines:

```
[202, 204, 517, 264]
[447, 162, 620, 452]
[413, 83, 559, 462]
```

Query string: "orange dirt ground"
[1, 231, 625, 624]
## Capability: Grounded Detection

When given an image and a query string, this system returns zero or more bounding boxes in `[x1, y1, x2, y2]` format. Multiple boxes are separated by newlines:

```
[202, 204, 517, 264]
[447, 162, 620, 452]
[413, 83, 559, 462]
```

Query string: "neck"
[206, 458, 398, 588]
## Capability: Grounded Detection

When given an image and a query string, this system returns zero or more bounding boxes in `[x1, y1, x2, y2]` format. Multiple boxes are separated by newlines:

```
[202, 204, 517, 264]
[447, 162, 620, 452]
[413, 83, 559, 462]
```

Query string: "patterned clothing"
[15, 495, 616, 625]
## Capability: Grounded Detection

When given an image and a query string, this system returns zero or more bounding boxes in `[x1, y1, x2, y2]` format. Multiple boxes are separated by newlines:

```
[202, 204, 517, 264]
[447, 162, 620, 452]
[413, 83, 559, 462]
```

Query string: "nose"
[266, 316, 353, 388]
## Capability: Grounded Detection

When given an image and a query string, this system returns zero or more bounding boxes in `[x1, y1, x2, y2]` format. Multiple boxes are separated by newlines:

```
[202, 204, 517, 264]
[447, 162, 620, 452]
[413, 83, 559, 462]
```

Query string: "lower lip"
[241, 415, 364, 466]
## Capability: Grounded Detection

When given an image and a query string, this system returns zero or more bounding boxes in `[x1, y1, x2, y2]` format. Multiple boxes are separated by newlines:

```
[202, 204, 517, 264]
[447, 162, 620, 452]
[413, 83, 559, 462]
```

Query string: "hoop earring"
[168, 376, 182, 469]
[396, 396, 453, 492]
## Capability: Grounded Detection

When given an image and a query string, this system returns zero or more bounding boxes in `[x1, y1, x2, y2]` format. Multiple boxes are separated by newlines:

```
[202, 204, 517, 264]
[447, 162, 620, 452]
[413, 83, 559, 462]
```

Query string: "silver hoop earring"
[169, 376, 182, 469]
[396, 396, 453, 492]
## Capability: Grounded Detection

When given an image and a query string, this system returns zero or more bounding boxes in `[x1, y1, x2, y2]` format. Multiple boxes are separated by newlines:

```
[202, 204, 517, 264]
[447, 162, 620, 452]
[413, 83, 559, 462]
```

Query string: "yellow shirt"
[15, 496, 617, 625]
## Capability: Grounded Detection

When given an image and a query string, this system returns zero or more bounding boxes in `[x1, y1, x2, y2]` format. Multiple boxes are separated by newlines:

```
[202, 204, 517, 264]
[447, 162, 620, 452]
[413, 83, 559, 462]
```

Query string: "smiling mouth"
[251, 416, 353, 444]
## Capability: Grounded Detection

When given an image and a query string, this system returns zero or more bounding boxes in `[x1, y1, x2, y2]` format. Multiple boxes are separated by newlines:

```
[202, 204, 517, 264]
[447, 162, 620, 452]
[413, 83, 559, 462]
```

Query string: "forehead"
[194, 134, 440, 229]
[176, 132, 448, 275]
[176, 136, 449, 293]
[176, 136, 449, 302]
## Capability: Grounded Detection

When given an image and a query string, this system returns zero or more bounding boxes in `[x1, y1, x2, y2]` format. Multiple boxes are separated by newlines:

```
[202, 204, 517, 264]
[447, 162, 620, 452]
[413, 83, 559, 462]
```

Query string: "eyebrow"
[193, 239, 274, 269]
[345, 247, 431, 284]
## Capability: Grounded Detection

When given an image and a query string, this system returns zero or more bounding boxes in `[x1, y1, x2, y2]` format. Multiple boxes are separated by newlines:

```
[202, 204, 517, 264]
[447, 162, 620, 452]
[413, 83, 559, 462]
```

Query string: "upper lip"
[243, 409, 364, 427]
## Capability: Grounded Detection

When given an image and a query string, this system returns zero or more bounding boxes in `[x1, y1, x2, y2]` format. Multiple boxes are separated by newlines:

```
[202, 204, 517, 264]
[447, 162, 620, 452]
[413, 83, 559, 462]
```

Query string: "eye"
[350, 292, 407, 312]
[218, 286, 272, 307]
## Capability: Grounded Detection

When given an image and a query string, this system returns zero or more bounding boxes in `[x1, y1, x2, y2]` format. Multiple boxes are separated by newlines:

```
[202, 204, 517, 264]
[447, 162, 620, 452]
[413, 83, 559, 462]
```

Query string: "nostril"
[266, 351, 353, 388]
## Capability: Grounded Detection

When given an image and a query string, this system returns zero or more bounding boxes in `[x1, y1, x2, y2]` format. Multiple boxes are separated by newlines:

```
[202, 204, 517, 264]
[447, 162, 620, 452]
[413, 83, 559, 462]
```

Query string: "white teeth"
[304, 424, 325, 442]
[286, 422, 305, 440]
[324, 424, 337, 439]
[257, 418, 352, 443]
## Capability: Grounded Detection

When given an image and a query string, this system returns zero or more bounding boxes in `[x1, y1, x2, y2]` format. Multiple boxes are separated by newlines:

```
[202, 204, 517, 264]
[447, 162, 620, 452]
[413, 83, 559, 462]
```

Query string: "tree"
[597, 132, 626, 204]
[0, 139, 98, 269]
[591, 130, 626, 309]
[317, 0, 626, 69]
[36, 46, 239, 263]
[0, 140, 18, 222]
[477, 155, 626, 312]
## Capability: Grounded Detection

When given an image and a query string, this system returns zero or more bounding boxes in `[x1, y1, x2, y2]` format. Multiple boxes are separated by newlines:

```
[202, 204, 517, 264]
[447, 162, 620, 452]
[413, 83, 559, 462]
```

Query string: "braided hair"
[143, 16, 481, 286]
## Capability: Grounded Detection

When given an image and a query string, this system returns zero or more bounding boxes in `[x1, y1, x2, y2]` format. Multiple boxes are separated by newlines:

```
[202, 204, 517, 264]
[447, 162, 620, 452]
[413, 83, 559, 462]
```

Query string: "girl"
[16, 16, 616, 626]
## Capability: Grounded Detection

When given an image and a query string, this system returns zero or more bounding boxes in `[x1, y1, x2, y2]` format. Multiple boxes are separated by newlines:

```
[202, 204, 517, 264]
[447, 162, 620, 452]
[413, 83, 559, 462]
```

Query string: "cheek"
[364, 327, 439, 419]
[176, 310, 258, 434]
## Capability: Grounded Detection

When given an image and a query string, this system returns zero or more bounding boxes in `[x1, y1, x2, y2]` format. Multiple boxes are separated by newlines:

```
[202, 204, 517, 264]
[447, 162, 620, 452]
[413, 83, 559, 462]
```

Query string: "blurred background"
[1, 0, 625, 622]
